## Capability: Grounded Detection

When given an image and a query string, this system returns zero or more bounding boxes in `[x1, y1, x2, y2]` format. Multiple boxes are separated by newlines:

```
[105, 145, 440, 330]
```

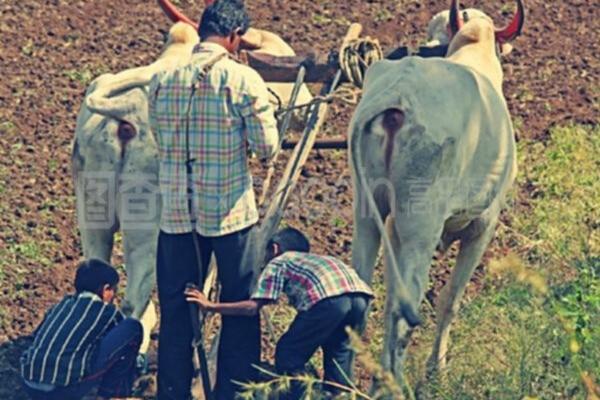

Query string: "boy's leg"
[210, 226, 260, 399]
[22, 383, 96, 400]
[156, 231, 211, 400]
[322, 294, 370, 394]
[275, 296, 351, 400]
[92, 318, 143, 398]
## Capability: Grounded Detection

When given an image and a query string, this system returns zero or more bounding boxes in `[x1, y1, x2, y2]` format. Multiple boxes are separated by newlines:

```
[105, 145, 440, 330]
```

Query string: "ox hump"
[167, 22, 199, 45]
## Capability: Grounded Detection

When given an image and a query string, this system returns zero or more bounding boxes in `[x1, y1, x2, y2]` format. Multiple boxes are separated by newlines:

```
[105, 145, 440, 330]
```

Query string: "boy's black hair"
[268, 227, 310, 253]
[74, 259, 119, 295]
[199, 0, 250, 40]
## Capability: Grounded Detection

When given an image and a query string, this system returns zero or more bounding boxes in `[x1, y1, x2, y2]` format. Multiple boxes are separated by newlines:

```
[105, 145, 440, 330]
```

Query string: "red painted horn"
[449, 0, 463, 36]
[157, 0, 198, 29]
[495, 0, 525, 43]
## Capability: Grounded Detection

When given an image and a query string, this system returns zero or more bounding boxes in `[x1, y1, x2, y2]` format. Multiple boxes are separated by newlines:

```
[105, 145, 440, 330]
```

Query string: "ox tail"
[350, 109, 422, 327]
[85, 66, 154, 118]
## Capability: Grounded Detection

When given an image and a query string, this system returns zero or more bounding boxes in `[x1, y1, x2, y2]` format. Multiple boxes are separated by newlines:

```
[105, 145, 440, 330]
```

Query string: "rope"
[339, 35, 383, 88]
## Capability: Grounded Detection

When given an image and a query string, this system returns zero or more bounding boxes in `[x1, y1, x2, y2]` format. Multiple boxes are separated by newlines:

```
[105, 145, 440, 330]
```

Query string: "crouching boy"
[20, 259, 143, 400]
[186, 228, 373, 399]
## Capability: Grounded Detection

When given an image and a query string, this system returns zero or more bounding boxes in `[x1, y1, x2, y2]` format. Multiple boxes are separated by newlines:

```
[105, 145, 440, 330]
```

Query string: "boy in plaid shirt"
[186, 228, 373, 399]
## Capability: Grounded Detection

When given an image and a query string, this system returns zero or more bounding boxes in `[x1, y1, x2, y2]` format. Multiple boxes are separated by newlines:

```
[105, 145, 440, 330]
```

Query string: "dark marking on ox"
[117, 121, 136, 159]
[382, 109, 405, 172]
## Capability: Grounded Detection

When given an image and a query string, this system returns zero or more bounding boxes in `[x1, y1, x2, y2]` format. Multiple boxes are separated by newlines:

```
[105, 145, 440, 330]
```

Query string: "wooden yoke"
[241, 23, 363, 274]
[239, 51, 339, 83]
[240, 42, 449, 84]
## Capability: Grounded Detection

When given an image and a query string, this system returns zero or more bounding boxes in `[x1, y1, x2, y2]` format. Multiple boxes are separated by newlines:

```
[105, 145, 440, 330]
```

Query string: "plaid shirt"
[252, 252, 373, 312]
[149, 42, 279, 237]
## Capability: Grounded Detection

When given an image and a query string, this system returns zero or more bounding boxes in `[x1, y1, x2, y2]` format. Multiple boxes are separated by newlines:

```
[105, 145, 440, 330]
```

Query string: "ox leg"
[383, 216, 444, 383]
[79, 227, 114, 262]
[427, 211, 498, 374]
[76, 174, 117, 262]
[122, 229, 159, 354]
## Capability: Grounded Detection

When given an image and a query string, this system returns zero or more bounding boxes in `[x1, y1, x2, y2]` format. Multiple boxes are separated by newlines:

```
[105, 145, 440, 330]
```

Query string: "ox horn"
[449, 0, 463, 36]
[495, 0, 525, 43]
[157, 0, 198, 29]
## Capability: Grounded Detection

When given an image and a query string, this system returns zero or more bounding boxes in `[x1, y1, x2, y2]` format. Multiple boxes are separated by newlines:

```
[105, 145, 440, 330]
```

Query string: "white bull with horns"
[348, 0, 524, 381]
[73, 0, 313, 354]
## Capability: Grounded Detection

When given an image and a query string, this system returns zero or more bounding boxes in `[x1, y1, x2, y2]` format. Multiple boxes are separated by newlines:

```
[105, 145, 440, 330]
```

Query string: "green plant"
[64, 69, 94, 85]
[514, 124, 600, 270]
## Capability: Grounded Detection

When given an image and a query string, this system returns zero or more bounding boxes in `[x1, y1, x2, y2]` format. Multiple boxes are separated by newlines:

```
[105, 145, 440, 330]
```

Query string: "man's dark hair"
[74, 259, 119, 295]
[199, 0, 250, 40]
[268, 227, 310, 253]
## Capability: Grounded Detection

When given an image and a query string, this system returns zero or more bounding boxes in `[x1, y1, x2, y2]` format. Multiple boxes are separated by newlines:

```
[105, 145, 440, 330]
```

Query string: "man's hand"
[185, 288, 214, 312]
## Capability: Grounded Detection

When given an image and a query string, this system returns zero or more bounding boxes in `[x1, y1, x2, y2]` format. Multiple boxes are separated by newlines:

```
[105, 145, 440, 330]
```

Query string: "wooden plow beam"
[241, 22, 364, 288]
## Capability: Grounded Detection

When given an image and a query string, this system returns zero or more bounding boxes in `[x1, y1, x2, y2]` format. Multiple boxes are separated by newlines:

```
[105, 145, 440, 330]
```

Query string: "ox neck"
[448, 42, 503, 93]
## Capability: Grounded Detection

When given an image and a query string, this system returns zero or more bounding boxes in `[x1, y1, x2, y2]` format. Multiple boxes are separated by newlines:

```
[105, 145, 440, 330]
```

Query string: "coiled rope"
[338, 35, 383, 89]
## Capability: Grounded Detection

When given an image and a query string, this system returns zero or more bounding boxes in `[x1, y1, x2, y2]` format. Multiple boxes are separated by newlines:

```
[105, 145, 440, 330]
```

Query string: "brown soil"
[0, 0, 597, 398]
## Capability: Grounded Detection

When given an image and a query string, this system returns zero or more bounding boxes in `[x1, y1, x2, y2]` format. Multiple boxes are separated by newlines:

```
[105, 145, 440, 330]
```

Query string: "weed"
[47, 159, 59, 174]
[0, 121, 16, 134]
[332, 216, 347, 228]
[20, 39, 34, 56]
[375, 8, 394, 23]
[64, 69, 94, 85]
[312, 13, 332, 26]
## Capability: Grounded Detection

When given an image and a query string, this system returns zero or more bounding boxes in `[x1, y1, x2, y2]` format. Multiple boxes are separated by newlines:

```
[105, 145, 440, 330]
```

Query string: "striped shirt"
[149, 42, 279, 237]
[252, 252, 373, 312]
[20, 292, 124, 387]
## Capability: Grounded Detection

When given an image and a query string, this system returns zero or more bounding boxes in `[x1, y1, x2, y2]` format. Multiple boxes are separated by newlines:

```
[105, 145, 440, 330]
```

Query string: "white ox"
[73, 22, 200, 354]
[74, 1, 313, 354]
[348, 0, 524, 381]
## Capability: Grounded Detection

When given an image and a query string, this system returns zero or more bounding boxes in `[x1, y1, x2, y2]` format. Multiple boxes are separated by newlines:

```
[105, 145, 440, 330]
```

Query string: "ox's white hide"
[73, 85, 160, 354]
[353, 56, 515, 229]
[349, 56, 516, 375]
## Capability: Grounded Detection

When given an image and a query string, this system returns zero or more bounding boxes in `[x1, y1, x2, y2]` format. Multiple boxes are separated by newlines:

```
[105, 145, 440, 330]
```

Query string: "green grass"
[515, 124, 599, 271]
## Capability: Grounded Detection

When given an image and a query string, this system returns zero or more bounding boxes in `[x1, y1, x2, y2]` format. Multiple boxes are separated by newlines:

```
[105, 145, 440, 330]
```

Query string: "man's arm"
[185, 288, 269, 317]
[237, 69, 280, 159]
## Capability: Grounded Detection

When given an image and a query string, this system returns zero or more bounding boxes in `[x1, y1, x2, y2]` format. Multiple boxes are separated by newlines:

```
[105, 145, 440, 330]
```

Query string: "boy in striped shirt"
[20, 259, 142, 400]
[186, 228, 373, 399]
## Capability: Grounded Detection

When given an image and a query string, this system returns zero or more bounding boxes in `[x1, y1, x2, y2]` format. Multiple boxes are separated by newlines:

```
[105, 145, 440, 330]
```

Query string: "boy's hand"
[185, 288, 214, 312]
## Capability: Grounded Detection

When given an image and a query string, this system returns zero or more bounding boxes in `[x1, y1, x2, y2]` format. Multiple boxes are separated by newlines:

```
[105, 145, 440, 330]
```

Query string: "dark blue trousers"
[23, 318, 143, 400]
[275, 293, 370, 400]
[156, 227, 260, 400]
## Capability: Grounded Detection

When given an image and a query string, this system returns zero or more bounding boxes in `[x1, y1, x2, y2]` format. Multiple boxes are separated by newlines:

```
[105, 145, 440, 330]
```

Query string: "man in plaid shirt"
[186, 228, 373, 399]
[148, 1, 279, 398]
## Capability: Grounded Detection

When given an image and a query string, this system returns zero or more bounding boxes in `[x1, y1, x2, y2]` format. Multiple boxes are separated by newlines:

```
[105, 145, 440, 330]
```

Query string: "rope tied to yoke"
[339, 35, 384, 89]
[271, 34, 384, 117]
